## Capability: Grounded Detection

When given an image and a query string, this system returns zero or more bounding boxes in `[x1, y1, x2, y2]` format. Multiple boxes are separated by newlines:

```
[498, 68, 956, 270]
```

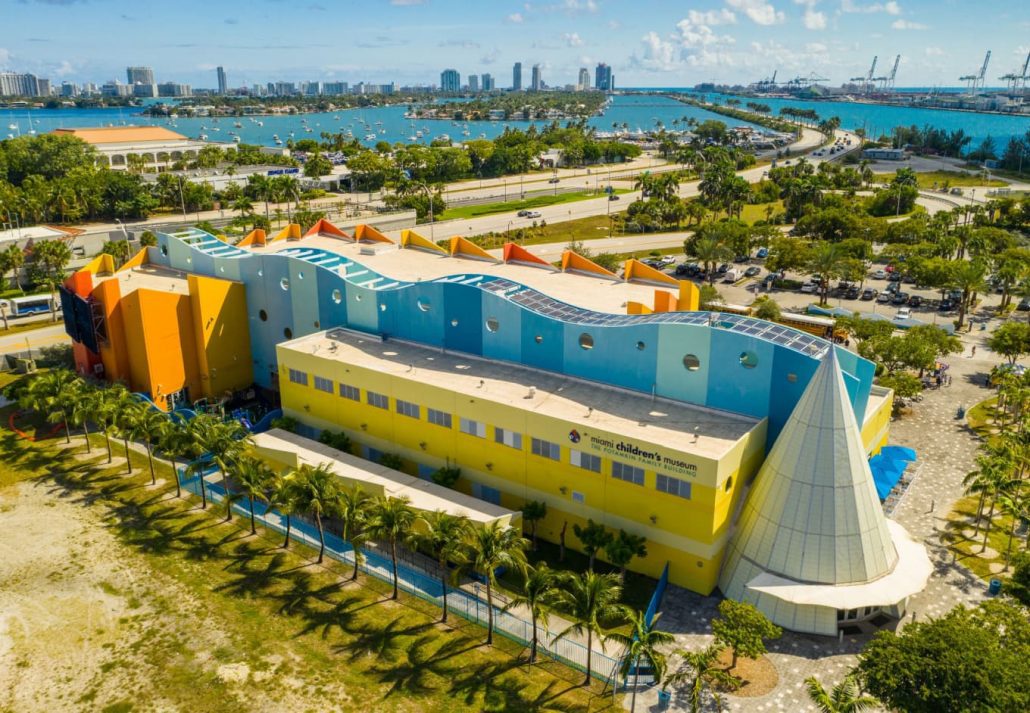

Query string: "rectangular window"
[612, 460, 645, 486]
[338, 383, 360, 401]
[570, 449, 601, 473]
[473, 483, 502, 506]
[366, 391, 389, 409]
[572, 490, 585, 504]
[427, 408, 452, 428]
[313, 375, 333, 393]
[494, 427, 523, 450]
[366, 446, 383, 462]
[531, 437, 561, 461]
[656, 474, 692, 500]
[396, 399, 421, 419]
[287, 368, 308, 386]
[459, 417, 486, 438]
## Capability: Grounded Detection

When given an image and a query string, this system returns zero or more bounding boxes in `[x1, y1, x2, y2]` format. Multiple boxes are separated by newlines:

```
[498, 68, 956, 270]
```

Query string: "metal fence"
[178, 469, 621, 680]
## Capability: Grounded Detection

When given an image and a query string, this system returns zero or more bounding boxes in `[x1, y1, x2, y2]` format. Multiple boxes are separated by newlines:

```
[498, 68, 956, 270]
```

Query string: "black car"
[1018, 299, 1030, 312]
[908, 295, 923, 308]
[717, 263, 730, 274]
[845, 287, 861, 299]
[548, 177, 560, 184]
[744, 266, 761, 278]
[734, 254, 750, 263]
[861, 288, 877, 301]
[608, 194, 620, 201]
[517, 209, 530, 217]
[887, 272, 904, 282]
[939, 298, 955, 311]
[885, 282, 901, 294]
[891, 292, 909, 305]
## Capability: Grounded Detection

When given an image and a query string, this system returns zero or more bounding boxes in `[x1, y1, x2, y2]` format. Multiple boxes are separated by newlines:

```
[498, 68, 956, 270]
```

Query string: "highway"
[0, 323, 68, 356]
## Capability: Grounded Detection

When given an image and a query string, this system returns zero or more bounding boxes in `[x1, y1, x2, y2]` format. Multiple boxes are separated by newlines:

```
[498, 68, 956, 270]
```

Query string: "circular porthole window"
[283, 327, 293, 339]
[787, 373, 798, 383]
[219, 266, 225, 274]
[534, 335, 543, 344]
[280, 277, 289, 291]
[486, 318, 500, 333]
[739, 351, 759, 369]
[683, 354, 701, 371]
[450, 318, 459, 327]
[258, 309, 268, 322]
[186, 256, 192, 264]
[379, 304, 386, 312]
[257, 269, 263, 277]
[332, 288, 342, 304]
[579, 333, 594, 350]
[160, 245, 168, 256]
[298, 272, 304, 280]
[636, 341, 646, 351]
[417, 297, 431, 312]
[355, 294, 362, 302]
[313, 320, 320, 329]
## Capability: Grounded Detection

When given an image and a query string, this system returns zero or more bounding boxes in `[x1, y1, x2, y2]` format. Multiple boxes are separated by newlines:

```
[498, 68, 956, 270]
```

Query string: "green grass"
[873, 170, 1008, 189]
[0, 409, 620, 712]
[943, 493, 1023, 582]
[1, 317, 60, 338]
[439, 190, 627, 221]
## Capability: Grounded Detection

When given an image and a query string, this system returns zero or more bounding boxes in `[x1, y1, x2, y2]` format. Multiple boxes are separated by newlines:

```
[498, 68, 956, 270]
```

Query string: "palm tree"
[552, 571, 629, 686]
[609, 611, 675, 713]
[465, 522, 529, 645]
[664, 642, 739, 713]
[113, 394, 143, 474]
[292, 462, 340, 564]
[0, 243, 25, 292]
[188, 414, 250, 505]
[805, 674, 879, 712]
[267, 471, 299, 548]
[367, 495, 418, 599]
[521, 500, 546, 550]
[414, 510, 472, 622]
[66, 379, 97, 453]
[605, 530, 648, 584]
[232, 456, 273, 535]
[126, 404, 170, 485]
[807, 242, 844, 306]
[158, 419, 192, 498]
[503, 563, 562, 663]
[688, 235, 733, 284]
[337, 485, 373, 581]
[20, 369, 81, 445]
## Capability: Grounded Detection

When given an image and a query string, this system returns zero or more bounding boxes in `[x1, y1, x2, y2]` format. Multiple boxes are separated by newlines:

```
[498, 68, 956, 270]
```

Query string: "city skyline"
[1, 0, 1029, 88]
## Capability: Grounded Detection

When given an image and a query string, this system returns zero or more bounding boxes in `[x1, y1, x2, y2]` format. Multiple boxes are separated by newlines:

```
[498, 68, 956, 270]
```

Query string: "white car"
[525, 211, 542, 219]
[872, 269, 888, 280]
[895, 307, 912, 320]
[800, 282, 818, 294]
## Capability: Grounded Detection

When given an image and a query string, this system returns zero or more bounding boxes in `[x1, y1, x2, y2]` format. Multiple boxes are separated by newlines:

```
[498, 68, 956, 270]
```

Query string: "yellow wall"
[188, 274, 254, 399]
[276, 344, 767, 594]
[861, 387, 894, 456]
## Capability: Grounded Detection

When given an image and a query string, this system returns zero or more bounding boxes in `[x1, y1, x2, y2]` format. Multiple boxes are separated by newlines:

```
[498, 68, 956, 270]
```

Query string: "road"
[0, 323, 68, 356]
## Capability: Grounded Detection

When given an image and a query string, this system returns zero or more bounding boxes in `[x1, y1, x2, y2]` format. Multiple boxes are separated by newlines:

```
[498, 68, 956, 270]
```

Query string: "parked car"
[939, 298, 955, 311]
[950, 187, 963, 195]
[717, 263, 730, 274]
[885, 282, 901, 294]
[608, 194, 620, 201]
[517, 209, 530, 217]
[861, 288, 877, 300]
[548, 177, 560, 184]
[871, 269, 887, 280]
[800, 282, 818, 294]
[887, 272, 904, 282]
[676, 262, 700, 276]
[908, 295, 923, 308]
[744, 266, 762, 278]
[723, 269, 739, 282]
[734, 254, 750, 263]
[659, 256, 677, 266]
[876, 292, 892, 303]
[895, 307, 912, 320]
[845, 286, 861, 299]
[891, 292, 909, 305]
[525, 211, 542, 218]
[755, 247, 769, 259]
[1017, 298, 1030, 312]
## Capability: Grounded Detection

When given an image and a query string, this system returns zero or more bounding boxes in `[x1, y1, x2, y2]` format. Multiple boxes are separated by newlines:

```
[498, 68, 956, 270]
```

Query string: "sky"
[2, 0, 1029, 89]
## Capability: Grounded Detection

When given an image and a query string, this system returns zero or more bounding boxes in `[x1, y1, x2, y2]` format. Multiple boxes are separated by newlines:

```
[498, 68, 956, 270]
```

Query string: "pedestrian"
[948, 374, 953, 387]
[971, 345, 976, 357]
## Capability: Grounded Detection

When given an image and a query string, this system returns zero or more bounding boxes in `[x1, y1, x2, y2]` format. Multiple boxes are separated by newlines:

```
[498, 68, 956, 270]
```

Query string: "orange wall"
[188, 274, 253, 399]
[93, 279, 131, 385]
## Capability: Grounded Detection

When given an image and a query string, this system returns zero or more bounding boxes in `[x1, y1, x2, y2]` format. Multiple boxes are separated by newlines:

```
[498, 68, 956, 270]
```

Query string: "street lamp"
[506, 220, 514, 242]
[416, 183, 435, 240]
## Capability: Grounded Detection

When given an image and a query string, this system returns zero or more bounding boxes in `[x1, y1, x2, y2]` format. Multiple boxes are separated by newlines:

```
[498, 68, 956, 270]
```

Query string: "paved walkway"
[631, 323, 1000, 711]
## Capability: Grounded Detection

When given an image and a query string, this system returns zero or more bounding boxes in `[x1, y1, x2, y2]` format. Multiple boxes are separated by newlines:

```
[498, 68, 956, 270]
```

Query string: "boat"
[233, 121, 242, 128]
[478, 132, 486, 138]
[274, 137, 283, 145]
[232, 135, 241, 143]
[364, 133, 377, 141]
[199, 134, 208, 140]
[304, 127, 313, 133]
[435, 133, 451, 143]
[408, 135, 418, 142]
[257, 121, 264, 127]
[7, 122, 16, 130]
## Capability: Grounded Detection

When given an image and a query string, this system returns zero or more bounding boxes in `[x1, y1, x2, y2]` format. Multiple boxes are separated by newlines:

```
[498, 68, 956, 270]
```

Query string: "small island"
[409, 90, 610, 122]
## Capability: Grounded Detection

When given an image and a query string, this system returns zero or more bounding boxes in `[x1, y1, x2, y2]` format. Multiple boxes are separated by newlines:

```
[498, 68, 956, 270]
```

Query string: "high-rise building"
[577, 68, 590, 91]
[0, 72, 42, 97]
[60, 81, 79, 97]
[481, 73, 494, 91]
[157, 82, 192, 98]
[304, 81, 322, 96]
[440, 68, 460, 92]
[323, 81, 349, 95]
[36, 78, 51, 97]
[216, 66, 227, 94]
[126, 66, 155, 86]
[512, 62, 522, 91]
[595, 63, 613, 92]
[530, 64, 542, 91]
[468, 74, 479, 92]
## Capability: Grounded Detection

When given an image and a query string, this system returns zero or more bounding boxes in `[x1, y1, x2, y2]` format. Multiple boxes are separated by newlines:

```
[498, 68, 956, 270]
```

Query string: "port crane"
[874, 55, 901, 92]
[999, 50, 1030, 94]
[783, 73, 829, 91]
[851, 56, 877, 94]
[750, 69, 778, 91]
[960, 50, 991, 96]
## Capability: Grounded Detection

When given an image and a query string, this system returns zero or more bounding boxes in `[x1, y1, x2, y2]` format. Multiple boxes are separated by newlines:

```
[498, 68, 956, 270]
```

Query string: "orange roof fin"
[353, 223, 394, 244]
[560, 250, 620, 281]
[624, 259, 679, 286]
[117, 247, 150, 272]
[237, 228, 267, 247]
[270, 224, 302, 242]
[502, 242, 556, 270]
[449, 236, 500, 262]
[302, 219, 351, 240]
[626, 301, 653, 315]
[677, 280, 701, 311]
[400, 229, 447, 254]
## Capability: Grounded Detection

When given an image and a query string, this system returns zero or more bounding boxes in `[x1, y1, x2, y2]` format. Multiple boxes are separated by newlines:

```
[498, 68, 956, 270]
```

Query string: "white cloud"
[688, 8, 737, 25]
[563, 32, 584, 47]
[608, 19, 621, 30]
[675, 16, 736, 49]
[885, 1, 901, 14]
[52, 60, 76, 77]
[841, 1, 902, 14]
[806, 42, 829, 53]
[480, 48, 500, 64]
[725, 0, 785, 25]
[924, 46, 944, 56]
[0, 48, 10, 65]
[803, 9, 826, 29]
[389, 0, 426, 5]
[507, 12, 524, 23]
[633, 31, 679, 71]
[891, 19, 927, 30]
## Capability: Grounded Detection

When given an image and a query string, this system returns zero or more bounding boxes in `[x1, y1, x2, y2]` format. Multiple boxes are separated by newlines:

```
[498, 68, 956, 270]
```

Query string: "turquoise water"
[663, 88, 1029, 146]
[0, 95, 765, 149]
[3, 91, 1026, 149]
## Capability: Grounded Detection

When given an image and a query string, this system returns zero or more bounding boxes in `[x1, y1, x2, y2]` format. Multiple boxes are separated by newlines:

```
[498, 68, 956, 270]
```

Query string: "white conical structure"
[718, 347, 930, 635]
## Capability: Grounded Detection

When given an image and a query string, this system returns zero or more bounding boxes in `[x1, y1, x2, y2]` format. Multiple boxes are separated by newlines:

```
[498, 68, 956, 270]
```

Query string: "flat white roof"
[93, 265, 191, 296]
[280, 328, 761, 461]
[262, 235, 674, 316]
[253, 428, 515, 525]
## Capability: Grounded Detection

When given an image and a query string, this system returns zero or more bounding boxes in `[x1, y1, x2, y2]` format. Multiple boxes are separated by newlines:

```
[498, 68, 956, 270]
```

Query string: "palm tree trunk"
[248, 497, 256, 535]
[316, 511, 326, 563]
[530, 612, 538, 663]
[200, 471, 208, 509]
[225, 496, 233, 522]
[439, 562, 449, 623]
[283, 514, 292, 549]
[171, 457, 181, 498]
[82, 420, 92, 454]
[972, 491, 986, 537]
[485, 579, 495, 645]
[351, 544, 361, 581]
[631, 655, 640, 713]
[1005, 517, 1017, 564]
[391, 540, 399, 599]
[982, 497, 997, 552]
[104, 430, 112, 463]
[584, 629, 593, 686]
[147, 443, 156, 485]
[63, 410, 71, 444]
[123, 437, 131, 473]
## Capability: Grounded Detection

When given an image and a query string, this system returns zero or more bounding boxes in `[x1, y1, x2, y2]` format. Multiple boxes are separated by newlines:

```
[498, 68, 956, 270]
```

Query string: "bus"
[0, 294, 56, 318]
[711, 303, 846, 341]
